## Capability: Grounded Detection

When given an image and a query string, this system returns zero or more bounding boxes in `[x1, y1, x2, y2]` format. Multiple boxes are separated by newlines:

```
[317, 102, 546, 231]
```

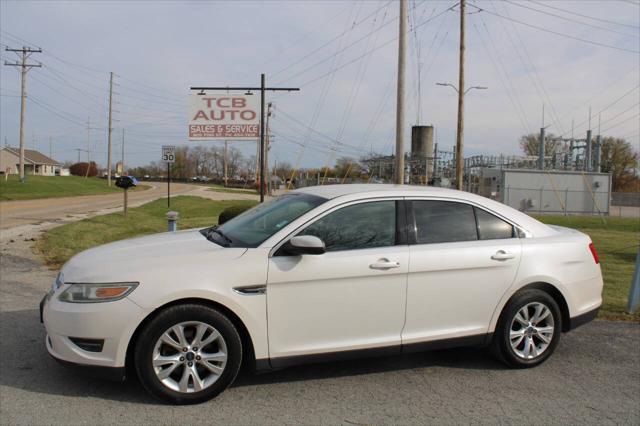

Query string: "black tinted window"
[475, 207, 514, 240]
[299, 201, 396, 252]
[413, 201, 477, 244]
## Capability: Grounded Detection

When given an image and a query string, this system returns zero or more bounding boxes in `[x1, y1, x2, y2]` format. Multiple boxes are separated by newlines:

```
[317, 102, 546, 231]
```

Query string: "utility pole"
[85, 117, 91, 178]
[455, 0, 466, 190]
[121, 128, 125, 174]
[223, 140, 228, 187]
[49, 136, 52, 158]
[190, 75, 299, 202]
[265, 102, 273, 195]
[394, 0, 407, 185]
[539, 104, 546, 170]
[4, 46, 42, 183]
[107, 71, 114, 186]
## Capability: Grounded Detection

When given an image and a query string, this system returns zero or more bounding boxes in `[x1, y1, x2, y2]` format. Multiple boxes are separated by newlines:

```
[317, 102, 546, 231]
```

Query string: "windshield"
[209, 193, 327, 248]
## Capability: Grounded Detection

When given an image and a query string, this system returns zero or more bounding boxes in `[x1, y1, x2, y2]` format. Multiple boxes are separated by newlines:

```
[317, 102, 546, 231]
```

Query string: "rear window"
[474, 207, 515, 240]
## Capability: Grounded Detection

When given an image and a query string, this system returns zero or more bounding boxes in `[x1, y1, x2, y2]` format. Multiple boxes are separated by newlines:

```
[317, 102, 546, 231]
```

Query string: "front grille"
[69, 337, 104, 352]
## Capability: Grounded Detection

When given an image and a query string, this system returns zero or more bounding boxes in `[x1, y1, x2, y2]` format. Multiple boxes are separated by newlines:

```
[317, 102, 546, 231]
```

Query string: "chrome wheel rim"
[509, 302, 555, 360]
[152, 321, 228, 393]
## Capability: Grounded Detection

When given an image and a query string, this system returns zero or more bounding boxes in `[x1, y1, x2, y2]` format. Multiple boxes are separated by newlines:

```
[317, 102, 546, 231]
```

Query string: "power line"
[505, 0, 639, 37]
[601, 112, 640, 133]
[529, 0, 640, 30]
[563, 84, 640, 136]
[483, 2, 565, 134]
[271, 0, 394, 79]
[555, 64, 640, 128]
[472, 20, 532, 133]
[294, 4, 455, 89]
[478, 5, 640, 54]
[599, 101, 640, 127]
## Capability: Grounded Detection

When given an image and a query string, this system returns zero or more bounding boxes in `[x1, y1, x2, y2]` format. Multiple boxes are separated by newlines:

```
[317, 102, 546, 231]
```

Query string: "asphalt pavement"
[0, 226, 638, 425]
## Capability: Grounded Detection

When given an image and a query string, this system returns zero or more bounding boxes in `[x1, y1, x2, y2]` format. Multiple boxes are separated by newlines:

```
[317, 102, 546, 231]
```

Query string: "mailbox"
[115, 176, 138, 189]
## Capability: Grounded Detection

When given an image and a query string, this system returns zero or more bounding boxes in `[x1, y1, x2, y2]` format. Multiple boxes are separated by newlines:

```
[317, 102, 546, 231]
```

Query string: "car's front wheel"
[491, 289, 561, 368]
[134, 304, 242, 404]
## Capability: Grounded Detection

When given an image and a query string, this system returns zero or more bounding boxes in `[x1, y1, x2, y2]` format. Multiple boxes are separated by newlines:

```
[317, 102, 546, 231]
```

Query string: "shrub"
[69, 162, 98, 177]
[218, 204, 253, 225]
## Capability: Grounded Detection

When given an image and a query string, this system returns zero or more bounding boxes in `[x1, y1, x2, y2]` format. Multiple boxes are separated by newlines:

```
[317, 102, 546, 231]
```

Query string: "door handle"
[491, 250, 515, 261]
[370, 259, 401, 270]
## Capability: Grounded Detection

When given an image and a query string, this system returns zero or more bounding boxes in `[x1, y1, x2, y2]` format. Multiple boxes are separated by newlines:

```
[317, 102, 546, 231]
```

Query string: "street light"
[436, 82, 487, 190]
[436, 82, 487, 94]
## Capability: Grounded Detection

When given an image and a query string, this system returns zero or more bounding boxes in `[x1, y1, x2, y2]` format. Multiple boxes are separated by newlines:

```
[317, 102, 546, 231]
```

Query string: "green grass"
[0, 174, 143, 201]
[37, 196, 257, 267]
[206, 184, 257, 195]
[535, 215, 639, 322]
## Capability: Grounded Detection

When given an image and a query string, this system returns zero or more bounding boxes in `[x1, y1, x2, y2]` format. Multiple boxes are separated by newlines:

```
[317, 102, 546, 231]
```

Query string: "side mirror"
[281, 235, 326, 256]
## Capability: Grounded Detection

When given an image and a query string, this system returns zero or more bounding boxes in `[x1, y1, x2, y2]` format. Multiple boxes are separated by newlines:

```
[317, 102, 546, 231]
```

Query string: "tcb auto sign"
[189, 94, 259, 140]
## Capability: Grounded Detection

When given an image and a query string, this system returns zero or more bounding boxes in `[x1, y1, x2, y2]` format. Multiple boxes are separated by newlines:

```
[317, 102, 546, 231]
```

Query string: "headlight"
[59, 282, 138, 303]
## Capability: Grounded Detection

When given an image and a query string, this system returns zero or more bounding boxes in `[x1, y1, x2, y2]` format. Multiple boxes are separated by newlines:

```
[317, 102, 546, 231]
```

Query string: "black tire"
[491, 289, 562, 368]
[134, 304, 242, 404]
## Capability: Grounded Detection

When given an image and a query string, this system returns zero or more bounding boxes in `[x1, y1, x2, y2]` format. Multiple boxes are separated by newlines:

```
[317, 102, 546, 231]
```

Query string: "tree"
[599, 137, 638, 192]
[69, 162, 98, 177]
[519, 132, 559, 157]
[334, 156, 361, 180]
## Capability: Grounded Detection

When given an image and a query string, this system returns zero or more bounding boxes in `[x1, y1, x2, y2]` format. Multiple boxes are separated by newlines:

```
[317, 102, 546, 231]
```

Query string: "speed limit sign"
[162, 146, 176, 163]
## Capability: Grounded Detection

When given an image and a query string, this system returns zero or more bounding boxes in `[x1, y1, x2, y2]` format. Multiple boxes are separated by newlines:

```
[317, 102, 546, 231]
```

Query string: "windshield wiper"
[201, 226, 233, 247]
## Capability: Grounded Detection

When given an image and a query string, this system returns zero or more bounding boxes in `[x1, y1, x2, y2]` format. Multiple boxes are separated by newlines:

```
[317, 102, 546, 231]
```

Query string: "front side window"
[412, 200, 478, 244]
[298, 201, 396, 252]
[213, 193, 327, 247]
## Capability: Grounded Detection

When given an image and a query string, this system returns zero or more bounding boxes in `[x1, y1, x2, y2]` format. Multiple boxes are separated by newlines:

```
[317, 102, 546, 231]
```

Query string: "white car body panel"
[403, 238, 522, 343]
[42, 184, 603, 372]
[268, 245, 409, 358]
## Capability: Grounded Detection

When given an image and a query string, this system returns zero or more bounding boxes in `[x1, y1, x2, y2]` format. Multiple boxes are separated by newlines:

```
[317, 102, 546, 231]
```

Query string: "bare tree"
[519, 133, 559, 157]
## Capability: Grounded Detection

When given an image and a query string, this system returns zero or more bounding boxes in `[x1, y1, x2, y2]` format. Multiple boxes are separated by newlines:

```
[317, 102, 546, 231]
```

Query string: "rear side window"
[474, 207, 515, 240]
[412, 201, 477, 244]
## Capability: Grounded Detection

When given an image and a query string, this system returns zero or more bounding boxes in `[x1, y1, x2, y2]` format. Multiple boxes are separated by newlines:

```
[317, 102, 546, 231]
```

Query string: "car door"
[266, 199, 408, 364]
[402, 199, 522, 346]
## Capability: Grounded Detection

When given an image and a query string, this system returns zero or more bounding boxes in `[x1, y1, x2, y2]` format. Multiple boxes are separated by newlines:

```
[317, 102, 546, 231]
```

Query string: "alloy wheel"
[509, 302, 555, 360]
[152, 321, 228, 393]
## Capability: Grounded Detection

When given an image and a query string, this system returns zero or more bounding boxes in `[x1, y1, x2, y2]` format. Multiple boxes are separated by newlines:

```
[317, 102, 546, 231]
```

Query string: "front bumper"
[41, 289, 148, 369]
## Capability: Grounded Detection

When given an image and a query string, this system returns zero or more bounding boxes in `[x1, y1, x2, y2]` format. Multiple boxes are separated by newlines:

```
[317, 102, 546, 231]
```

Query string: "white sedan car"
[41, 185, 603, 404]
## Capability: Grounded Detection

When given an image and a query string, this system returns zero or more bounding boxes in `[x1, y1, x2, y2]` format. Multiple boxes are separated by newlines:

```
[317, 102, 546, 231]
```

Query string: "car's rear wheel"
[491, 289, 561, 368]
[134, 304, 242, 404]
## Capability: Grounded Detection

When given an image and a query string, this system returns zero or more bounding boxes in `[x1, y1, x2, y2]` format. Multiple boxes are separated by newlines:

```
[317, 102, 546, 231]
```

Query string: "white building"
[0, 147, 62, 176]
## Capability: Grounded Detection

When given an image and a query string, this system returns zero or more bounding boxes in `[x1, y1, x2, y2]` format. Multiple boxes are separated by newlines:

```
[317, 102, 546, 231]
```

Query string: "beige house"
[0, 147, 61, 176]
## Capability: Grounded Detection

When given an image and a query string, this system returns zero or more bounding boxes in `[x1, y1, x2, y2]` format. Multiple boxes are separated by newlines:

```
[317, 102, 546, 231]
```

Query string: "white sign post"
[188, 94, 259, 140]
[162, 145, 175, 207]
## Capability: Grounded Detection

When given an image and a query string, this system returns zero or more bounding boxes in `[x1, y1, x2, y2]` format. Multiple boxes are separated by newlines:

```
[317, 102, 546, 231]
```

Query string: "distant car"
[41, 185, 602, 404]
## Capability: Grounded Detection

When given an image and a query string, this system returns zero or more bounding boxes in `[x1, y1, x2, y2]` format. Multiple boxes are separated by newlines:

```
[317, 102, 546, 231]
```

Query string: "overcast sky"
[1, 0, 639, 169]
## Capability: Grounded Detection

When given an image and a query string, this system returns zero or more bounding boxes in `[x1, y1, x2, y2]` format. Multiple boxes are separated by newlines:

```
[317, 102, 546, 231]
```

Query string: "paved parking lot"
[1, 228, 639, 425]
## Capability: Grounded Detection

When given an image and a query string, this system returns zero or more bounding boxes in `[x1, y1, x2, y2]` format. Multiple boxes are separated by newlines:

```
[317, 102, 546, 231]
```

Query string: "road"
[0, 183, 261, 233]
[0, 226, 638, 425]
[0, 183, 200, 230]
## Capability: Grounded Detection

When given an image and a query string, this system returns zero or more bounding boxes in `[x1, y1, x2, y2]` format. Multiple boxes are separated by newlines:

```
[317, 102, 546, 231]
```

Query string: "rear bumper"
[568, 306, 599, 331]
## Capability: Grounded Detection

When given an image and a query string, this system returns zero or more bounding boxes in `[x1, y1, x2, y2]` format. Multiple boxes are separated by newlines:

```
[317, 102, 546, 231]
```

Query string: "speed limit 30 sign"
[162, 146, 176, 163]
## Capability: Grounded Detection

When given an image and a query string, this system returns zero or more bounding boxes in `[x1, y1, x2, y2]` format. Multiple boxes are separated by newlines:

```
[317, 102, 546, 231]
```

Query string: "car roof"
[291, 184, 556, 237]
[293, 184, 461, 199]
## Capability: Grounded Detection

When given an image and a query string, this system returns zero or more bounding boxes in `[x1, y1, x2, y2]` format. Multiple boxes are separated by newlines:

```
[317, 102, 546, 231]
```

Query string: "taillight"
[589, 242, 600, 264]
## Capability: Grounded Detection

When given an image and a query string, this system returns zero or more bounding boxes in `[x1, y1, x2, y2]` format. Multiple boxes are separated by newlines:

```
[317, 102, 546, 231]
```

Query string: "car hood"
[61, 228, 247, 283]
